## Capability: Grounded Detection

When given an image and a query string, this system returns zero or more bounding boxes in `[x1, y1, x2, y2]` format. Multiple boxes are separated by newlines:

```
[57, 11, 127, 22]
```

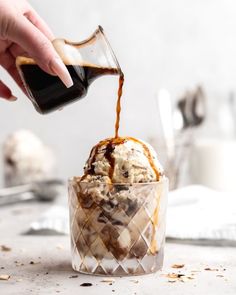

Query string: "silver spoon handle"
[0, 184, 33, 197]
[0, 192, 35, 206]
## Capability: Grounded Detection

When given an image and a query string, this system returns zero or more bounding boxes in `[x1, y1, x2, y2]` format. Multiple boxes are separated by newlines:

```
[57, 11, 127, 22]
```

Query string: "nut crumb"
[165, 272, 195, 283]
[0, 274, 10, 281]
[171, 264, 185, 269]
[204, 267, 219, 271]
[0, 245, 11, 252]
[56, 244, 64, 250]
[166, 273, 184, 279]
[180, 276, 194, 283]
[130, 279, 139, 283]
[101, 278, 115, 283]
[69, 275, 78, 279]
[16, 278, 23, 282]
[80, 283, 92, 287]
[168, 279, 177, 283]
[29, 261, 40, 265]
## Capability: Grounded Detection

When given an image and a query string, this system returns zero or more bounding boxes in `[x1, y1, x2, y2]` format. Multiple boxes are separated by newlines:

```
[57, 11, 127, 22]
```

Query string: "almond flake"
[29, 261, 40, 265]
[0, 245, 11, 252]
[56, 244, 64, 250]
[0, 275, 10, 280]
[180, 277, 189, 283]
[101, 278, 115, 283]
[130, 279, 139, 283]
[16, 278, 23, 282]
[204, 267, 219, 271]
[171, 264, 185, 269]
[168, 279, 177, 283]
[166, 273, 184, 279]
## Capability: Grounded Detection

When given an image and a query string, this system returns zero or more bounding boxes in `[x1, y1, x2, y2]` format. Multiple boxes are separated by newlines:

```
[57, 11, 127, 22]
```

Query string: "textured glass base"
[71, 247, 164, 276]
[68, 178, 168, 276]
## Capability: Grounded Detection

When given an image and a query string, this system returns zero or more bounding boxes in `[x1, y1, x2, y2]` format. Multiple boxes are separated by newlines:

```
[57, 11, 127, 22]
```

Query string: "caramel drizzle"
[114, 73, 124, 138]
[150, 200, 159, 254]
[128, 137, 160, 181]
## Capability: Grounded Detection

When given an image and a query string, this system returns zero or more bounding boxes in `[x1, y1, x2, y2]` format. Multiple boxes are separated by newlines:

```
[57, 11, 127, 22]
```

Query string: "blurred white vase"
[189, 139, 236, 192]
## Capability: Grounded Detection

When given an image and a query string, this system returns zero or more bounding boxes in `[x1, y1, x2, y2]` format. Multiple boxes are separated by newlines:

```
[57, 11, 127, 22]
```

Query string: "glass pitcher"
[16, 26, 122, 114]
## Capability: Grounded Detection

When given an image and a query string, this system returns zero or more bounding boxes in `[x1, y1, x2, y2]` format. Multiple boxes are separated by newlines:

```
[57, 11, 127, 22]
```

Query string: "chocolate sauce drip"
[81, 143, 101, 181]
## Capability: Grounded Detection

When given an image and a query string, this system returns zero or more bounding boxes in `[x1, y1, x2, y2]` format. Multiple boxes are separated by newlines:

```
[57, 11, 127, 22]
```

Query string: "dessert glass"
[68, 178, 168, 276]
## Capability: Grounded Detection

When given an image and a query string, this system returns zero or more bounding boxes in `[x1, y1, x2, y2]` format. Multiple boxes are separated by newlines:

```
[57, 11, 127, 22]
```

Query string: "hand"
[0, 0, 73, 101]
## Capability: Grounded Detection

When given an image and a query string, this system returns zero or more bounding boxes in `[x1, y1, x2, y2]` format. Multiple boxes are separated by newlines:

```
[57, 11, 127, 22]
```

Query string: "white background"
[0, 0, 236, 183]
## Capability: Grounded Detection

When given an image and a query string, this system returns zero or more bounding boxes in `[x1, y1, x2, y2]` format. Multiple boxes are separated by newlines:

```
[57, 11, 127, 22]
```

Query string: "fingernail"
[2, 95, 17, 101]
[50, 57, 73, 88]
[8, 95, 17, 101]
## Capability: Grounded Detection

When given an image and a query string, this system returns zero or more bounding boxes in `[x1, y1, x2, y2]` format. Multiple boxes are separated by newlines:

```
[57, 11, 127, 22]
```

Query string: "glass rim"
[96, 25, 122, 75]
[68, 176, 168, 187]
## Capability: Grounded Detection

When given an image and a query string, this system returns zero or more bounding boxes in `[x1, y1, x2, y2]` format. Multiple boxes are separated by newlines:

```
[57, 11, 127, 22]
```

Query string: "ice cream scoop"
[81, 136, 164, 184]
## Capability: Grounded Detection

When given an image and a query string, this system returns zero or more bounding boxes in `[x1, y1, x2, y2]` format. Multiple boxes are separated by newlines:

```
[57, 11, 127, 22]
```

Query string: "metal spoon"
[180, 86, 206, 128]
[190, 86, 206, 127]
[0, 179, 64, 206]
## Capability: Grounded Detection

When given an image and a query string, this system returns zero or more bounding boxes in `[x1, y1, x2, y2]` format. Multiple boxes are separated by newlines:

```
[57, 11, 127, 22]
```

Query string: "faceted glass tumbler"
[68, 177, 168, 276]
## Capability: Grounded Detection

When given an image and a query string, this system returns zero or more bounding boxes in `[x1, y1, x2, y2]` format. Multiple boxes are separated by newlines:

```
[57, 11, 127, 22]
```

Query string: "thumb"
[8, 16, 73, 88]
[0, 80, 17, 101]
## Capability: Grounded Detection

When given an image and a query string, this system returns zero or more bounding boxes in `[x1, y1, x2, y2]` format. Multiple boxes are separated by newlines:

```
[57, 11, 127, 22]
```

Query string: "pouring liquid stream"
[115, 73, 124, 138]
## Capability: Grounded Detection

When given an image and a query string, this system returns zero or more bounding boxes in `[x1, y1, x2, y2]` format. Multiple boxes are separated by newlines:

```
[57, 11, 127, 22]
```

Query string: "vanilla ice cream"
[82, 136, 163, 184]
[3, 130, 56, 186]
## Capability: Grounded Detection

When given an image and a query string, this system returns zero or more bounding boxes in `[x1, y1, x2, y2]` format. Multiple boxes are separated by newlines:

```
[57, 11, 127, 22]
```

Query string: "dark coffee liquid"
[19, 64, 118, 114]
[114, 74, 124, 138]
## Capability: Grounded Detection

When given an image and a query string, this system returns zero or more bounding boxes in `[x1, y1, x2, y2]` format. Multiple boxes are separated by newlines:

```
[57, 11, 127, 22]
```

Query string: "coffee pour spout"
[52, 26, 122, 82]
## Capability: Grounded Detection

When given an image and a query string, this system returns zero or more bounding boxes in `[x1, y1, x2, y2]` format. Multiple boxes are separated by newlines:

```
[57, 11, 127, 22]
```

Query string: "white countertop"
[0, 201, 236, 295]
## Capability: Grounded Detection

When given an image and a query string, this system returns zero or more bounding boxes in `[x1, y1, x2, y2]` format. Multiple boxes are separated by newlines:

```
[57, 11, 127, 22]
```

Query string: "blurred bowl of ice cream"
[3, 130, 56, 187]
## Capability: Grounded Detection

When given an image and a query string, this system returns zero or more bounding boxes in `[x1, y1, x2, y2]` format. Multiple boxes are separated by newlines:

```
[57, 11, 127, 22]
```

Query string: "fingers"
[8, 15, 73, 88]
[0, 48, 27, 95]
[8, 43, 28, 58]
[0, 80, 17, 101]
